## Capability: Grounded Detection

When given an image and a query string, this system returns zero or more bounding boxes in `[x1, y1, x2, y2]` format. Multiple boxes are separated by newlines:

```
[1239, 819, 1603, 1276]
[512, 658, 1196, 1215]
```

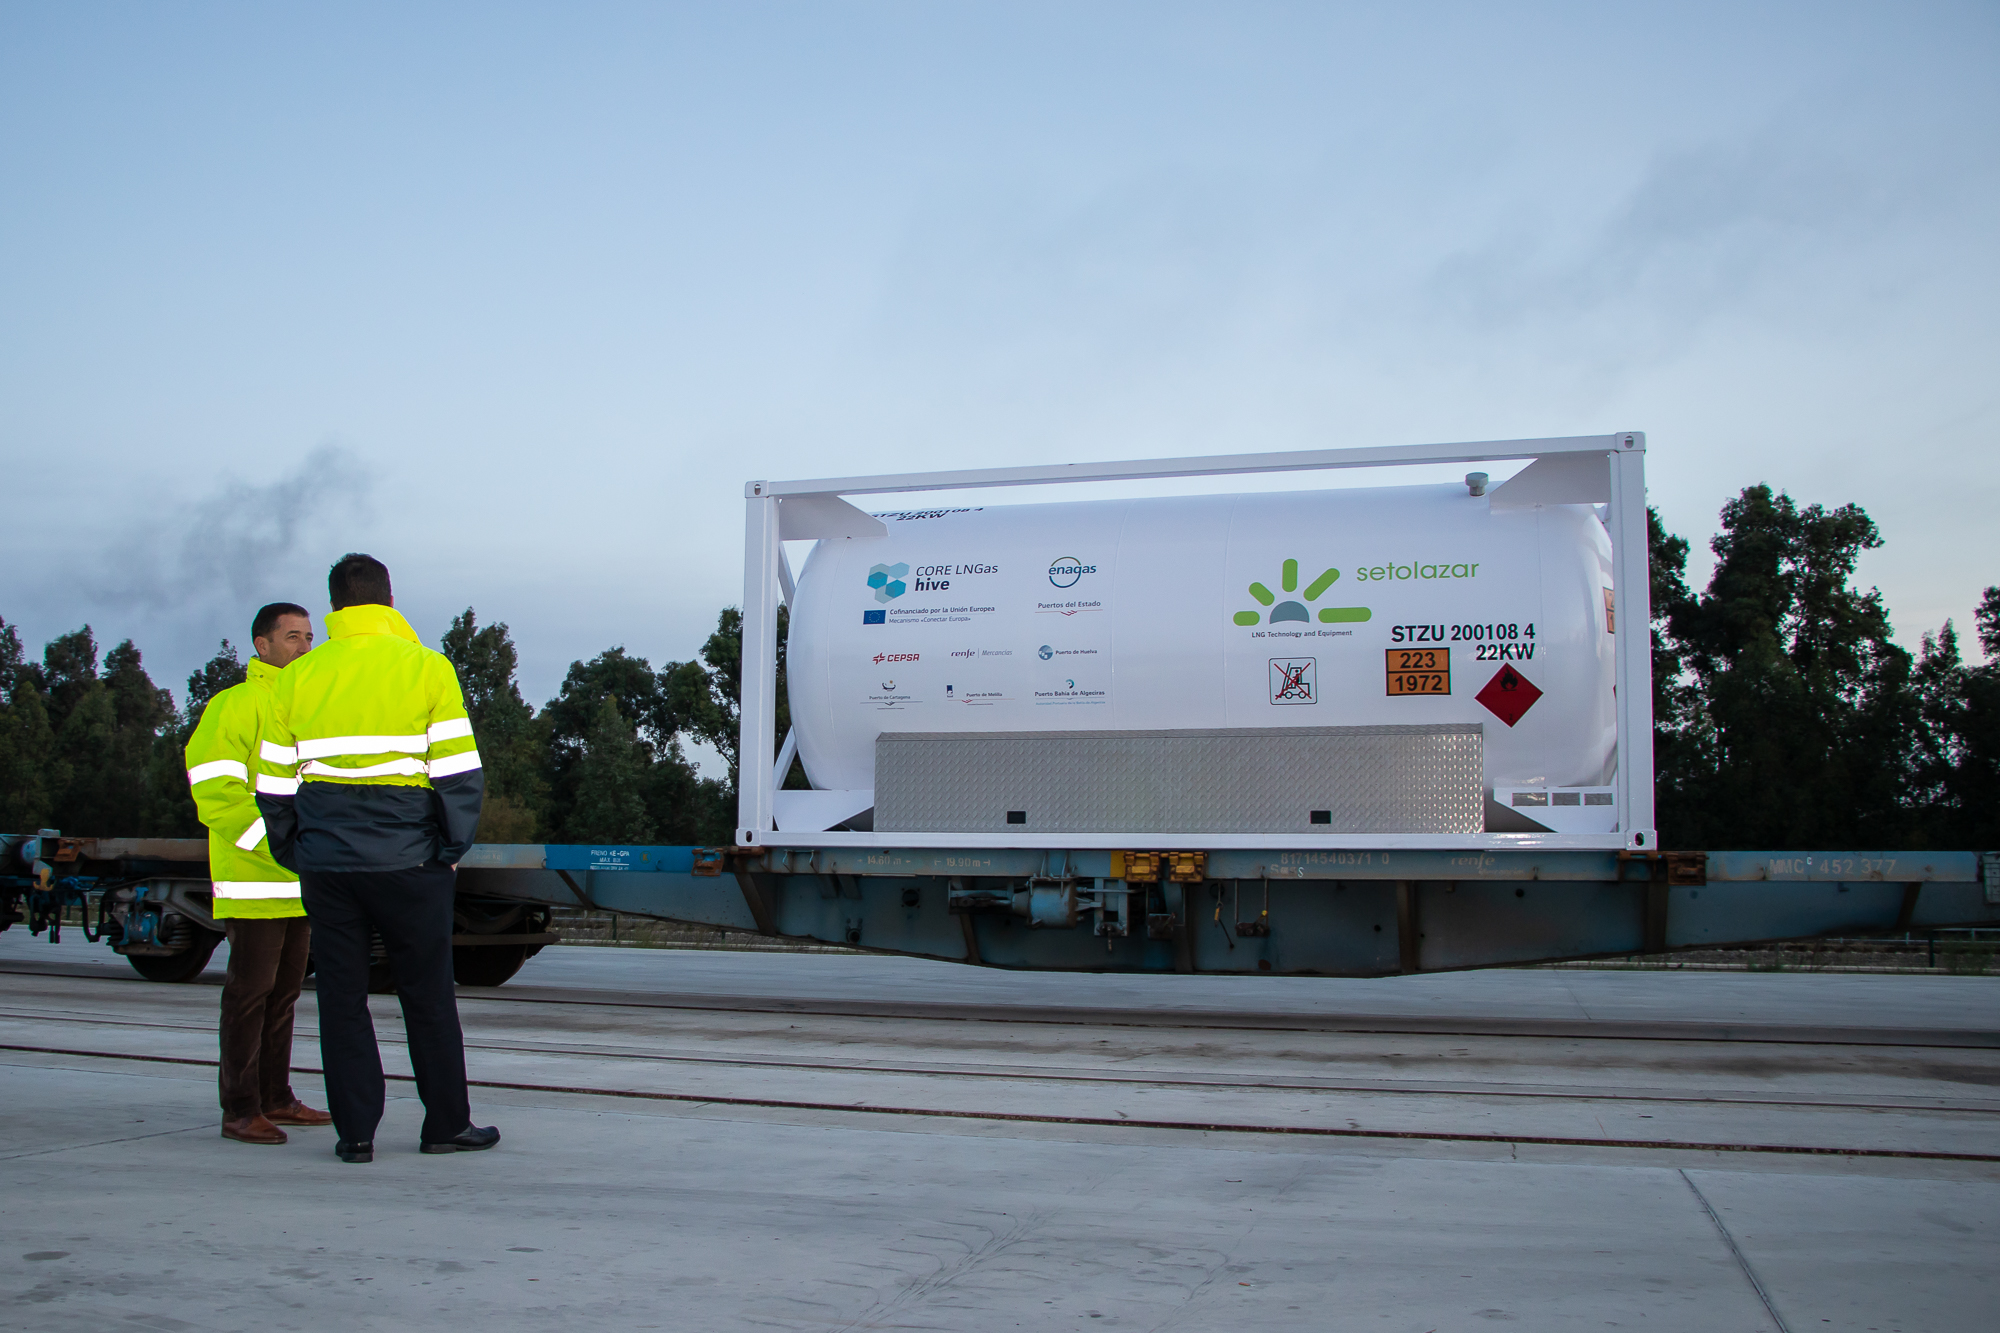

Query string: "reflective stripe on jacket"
[254, 604, 485, 872]
[184, 658, 303, 919]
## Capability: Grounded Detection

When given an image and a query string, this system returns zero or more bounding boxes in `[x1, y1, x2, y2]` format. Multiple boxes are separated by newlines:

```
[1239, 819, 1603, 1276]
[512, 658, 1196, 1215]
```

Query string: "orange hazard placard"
[1385, 647, 1450, 696]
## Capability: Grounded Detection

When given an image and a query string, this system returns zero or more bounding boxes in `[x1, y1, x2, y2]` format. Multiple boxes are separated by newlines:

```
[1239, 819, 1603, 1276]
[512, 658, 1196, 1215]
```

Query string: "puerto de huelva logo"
[1234, 560, 1371, 627]
[867, 563, 910, 603]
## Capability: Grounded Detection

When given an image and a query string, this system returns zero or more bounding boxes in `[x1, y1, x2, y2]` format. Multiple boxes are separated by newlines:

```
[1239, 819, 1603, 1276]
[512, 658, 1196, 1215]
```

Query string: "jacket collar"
[325, 604, 421, 644]
[246, 658, 281, 686]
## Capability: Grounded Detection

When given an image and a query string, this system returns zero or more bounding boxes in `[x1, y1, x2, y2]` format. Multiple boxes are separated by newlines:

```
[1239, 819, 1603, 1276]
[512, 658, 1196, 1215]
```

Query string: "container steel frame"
[737, 432, 1656, 851]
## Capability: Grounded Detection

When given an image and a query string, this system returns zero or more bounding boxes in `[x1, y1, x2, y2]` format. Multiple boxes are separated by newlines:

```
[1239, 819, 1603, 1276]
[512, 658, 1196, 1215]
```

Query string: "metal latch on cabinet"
[1114, 851, 1208, 883]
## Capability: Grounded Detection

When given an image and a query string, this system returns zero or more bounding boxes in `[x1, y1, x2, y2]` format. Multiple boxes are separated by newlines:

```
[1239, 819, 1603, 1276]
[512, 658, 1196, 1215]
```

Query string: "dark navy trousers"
[300, 863, 471, 1145]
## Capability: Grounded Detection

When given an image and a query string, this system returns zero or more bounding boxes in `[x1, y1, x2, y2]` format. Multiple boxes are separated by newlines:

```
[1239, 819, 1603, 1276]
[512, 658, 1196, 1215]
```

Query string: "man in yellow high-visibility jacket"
[184, 601, 334, 1145]
[255, 553, 497, 1164]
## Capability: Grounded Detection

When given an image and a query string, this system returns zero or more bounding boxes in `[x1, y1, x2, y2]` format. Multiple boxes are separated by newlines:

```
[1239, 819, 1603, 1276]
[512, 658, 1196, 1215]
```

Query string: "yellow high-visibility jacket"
[183, 658, 303, 919]
[254, 604, 485, 873]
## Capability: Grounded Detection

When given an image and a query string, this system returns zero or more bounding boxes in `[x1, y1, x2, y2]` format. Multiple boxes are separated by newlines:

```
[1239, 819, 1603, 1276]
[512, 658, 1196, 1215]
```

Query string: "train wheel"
[126, 931, 222, 983]
[453, 944, 528, 988]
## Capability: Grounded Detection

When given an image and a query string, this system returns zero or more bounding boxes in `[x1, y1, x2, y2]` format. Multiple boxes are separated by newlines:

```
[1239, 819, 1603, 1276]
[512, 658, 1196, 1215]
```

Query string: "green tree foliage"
[1650, 486, 1971, 850]
[1962, 590, 2000, 848]
[0, 618, 60, 831]
[538, 639, 731, 845]
[35, 629, 179, 836]
[566, 695, 657, 844]
[184, 641, 247, 725]
[662, 605, 805, 791]
[441, 610, 545, 842]
[147, 642, 248, 839]
[1902, 588, 2000, 849]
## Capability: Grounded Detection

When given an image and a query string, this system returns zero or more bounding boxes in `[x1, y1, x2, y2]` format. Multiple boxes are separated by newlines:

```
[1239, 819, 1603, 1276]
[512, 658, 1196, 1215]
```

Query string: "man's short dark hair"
[329, 553, 393, 611]
[252, 602, 312, 642]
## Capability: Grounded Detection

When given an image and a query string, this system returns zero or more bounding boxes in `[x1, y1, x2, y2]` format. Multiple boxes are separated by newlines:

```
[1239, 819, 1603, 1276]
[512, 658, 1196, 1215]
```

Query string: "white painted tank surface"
[786, 483, 1618, 822]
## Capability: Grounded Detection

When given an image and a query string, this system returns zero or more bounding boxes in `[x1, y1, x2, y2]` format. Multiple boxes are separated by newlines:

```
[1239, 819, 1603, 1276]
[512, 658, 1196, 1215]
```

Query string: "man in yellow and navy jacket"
[184, 601, 333, 1145]
[255, 553, 497, 1163]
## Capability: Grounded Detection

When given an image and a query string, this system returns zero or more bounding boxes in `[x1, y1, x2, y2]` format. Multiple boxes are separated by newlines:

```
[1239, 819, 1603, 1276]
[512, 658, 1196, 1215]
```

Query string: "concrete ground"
[2, 929, 1996, 1331]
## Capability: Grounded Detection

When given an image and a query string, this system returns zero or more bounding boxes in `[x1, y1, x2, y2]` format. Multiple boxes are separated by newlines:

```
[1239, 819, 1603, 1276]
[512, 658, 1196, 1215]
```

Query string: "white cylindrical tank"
[787, 483, 1617, 810]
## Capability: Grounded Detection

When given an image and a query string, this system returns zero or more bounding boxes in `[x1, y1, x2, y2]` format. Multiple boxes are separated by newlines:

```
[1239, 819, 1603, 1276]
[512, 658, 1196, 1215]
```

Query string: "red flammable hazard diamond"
[1475, 664, 1543, 727]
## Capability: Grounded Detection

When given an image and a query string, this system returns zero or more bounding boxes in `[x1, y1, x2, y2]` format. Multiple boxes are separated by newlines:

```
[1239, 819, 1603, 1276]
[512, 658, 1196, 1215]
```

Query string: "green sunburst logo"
[1233, 559, 1370, 626]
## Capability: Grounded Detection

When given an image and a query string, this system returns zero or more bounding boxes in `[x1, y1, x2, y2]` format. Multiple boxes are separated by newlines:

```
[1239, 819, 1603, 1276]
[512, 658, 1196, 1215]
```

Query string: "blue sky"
[3, 1, 1996, 770]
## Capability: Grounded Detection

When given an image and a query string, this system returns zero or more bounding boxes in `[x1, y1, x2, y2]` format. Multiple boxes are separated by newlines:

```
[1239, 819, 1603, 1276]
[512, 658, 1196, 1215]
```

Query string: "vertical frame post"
[1607, 435, 1656, 847]
[737, 485, 782, 845]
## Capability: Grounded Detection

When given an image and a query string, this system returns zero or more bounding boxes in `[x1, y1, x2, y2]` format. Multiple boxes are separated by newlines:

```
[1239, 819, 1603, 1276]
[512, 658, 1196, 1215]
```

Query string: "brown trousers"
[219, 917, 312, 1120]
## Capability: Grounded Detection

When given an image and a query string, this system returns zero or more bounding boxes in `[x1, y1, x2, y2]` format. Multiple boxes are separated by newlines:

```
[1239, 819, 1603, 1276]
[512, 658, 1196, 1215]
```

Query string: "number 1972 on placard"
[1386, 647, 1450, 696]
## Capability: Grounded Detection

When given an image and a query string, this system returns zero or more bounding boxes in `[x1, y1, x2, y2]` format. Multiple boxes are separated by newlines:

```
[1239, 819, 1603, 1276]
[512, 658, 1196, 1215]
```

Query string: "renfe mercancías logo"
[1234, 559, 1372, 626]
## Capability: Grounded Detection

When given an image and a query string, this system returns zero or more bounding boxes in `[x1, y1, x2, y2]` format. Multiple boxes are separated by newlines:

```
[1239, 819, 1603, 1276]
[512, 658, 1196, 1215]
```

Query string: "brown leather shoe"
[221, 1114, 288, 1145]
[265, 1100, 333, 1127]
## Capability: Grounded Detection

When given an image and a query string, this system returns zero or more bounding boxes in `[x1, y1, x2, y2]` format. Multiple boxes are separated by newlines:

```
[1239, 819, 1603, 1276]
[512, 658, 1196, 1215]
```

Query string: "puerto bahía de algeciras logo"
[1235, 559, 1370, 626]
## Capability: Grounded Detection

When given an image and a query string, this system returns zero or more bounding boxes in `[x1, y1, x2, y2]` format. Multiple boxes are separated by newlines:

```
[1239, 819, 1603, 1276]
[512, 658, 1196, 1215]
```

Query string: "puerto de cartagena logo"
[1234, 559, 1370, 626]
[867, 563, 910, 603]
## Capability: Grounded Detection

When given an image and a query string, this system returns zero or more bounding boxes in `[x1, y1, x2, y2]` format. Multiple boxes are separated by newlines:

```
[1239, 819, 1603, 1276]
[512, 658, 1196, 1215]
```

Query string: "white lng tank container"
[786, 483, 1620, 833]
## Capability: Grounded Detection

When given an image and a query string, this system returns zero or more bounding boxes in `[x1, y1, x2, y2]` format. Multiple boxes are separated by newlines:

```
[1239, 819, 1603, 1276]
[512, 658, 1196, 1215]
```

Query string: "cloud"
[90, 444, 373, 608]
[1416, 132, 1909, 373]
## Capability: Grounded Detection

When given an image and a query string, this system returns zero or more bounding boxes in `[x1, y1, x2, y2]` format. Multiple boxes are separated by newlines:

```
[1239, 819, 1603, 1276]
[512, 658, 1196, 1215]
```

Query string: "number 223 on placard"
[1386, 648, 1450, 695]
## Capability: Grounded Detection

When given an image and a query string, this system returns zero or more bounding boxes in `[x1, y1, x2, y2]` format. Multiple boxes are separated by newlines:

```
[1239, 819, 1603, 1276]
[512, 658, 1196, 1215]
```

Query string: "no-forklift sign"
[1269, 658, 1317, 705]
[1475, 664, 1542, 727]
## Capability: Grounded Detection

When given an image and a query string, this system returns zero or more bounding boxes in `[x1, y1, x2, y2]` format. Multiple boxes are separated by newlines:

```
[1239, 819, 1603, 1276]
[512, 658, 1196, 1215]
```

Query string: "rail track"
[5, 954, 1994, 1048]
[6, 1035, 1997, 1163]
[5, 956, 1997, 1165]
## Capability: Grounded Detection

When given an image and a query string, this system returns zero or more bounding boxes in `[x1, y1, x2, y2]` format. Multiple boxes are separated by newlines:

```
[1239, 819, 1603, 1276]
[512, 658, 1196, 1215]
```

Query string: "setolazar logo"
[1234, 558, 1371, 626]
[1048, 556, 1096, 589]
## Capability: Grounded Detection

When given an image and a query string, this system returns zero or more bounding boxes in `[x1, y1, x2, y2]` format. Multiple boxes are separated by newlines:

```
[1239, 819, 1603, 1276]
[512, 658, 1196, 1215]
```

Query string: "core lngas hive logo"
[1234, 559, 1371, 626]
[867, 563, 910, 603]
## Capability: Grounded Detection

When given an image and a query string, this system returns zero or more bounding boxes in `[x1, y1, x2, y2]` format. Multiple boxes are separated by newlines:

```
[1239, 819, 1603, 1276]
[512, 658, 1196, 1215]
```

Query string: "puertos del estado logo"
[1234, 559, 1371, 626]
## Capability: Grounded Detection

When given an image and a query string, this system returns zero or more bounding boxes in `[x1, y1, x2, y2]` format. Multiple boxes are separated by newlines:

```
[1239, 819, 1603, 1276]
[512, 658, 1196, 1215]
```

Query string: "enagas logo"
[1234, 558, 1370, 626]
[872, 653, 919, 664]
[1048, 556, 1096, 589]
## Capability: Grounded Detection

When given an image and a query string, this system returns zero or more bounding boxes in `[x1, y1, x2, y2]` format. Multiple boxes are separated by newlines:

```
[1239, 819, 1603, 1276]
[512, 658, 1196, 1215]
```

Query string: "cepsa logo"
[872, 653, 920, 665]
[1048, 556, 1097, 589]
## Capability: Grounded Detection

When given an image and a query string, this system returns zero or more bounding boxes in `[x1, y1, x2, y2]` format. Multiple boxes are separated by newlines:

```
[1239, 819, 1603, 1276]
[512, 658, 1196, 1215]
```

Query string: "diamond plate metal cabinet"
[873, 725, 1483, 835]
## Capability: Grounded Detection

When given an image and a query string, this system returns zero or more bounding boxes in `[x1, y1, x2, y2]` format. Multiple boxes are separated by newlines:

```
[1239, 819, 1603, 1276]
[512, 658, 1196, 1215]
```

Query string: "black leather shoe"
[421, 1124, 500, 1154]
[335, 1139, 373, 1163]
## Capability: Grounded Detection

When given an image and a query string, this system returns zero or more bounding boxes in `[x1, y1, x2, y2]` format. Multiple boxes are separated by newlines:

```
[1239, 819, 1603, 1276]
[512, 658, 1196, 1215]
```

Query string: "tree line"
[0, 606, 788, 848]
[1, 482, 1995, 851]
